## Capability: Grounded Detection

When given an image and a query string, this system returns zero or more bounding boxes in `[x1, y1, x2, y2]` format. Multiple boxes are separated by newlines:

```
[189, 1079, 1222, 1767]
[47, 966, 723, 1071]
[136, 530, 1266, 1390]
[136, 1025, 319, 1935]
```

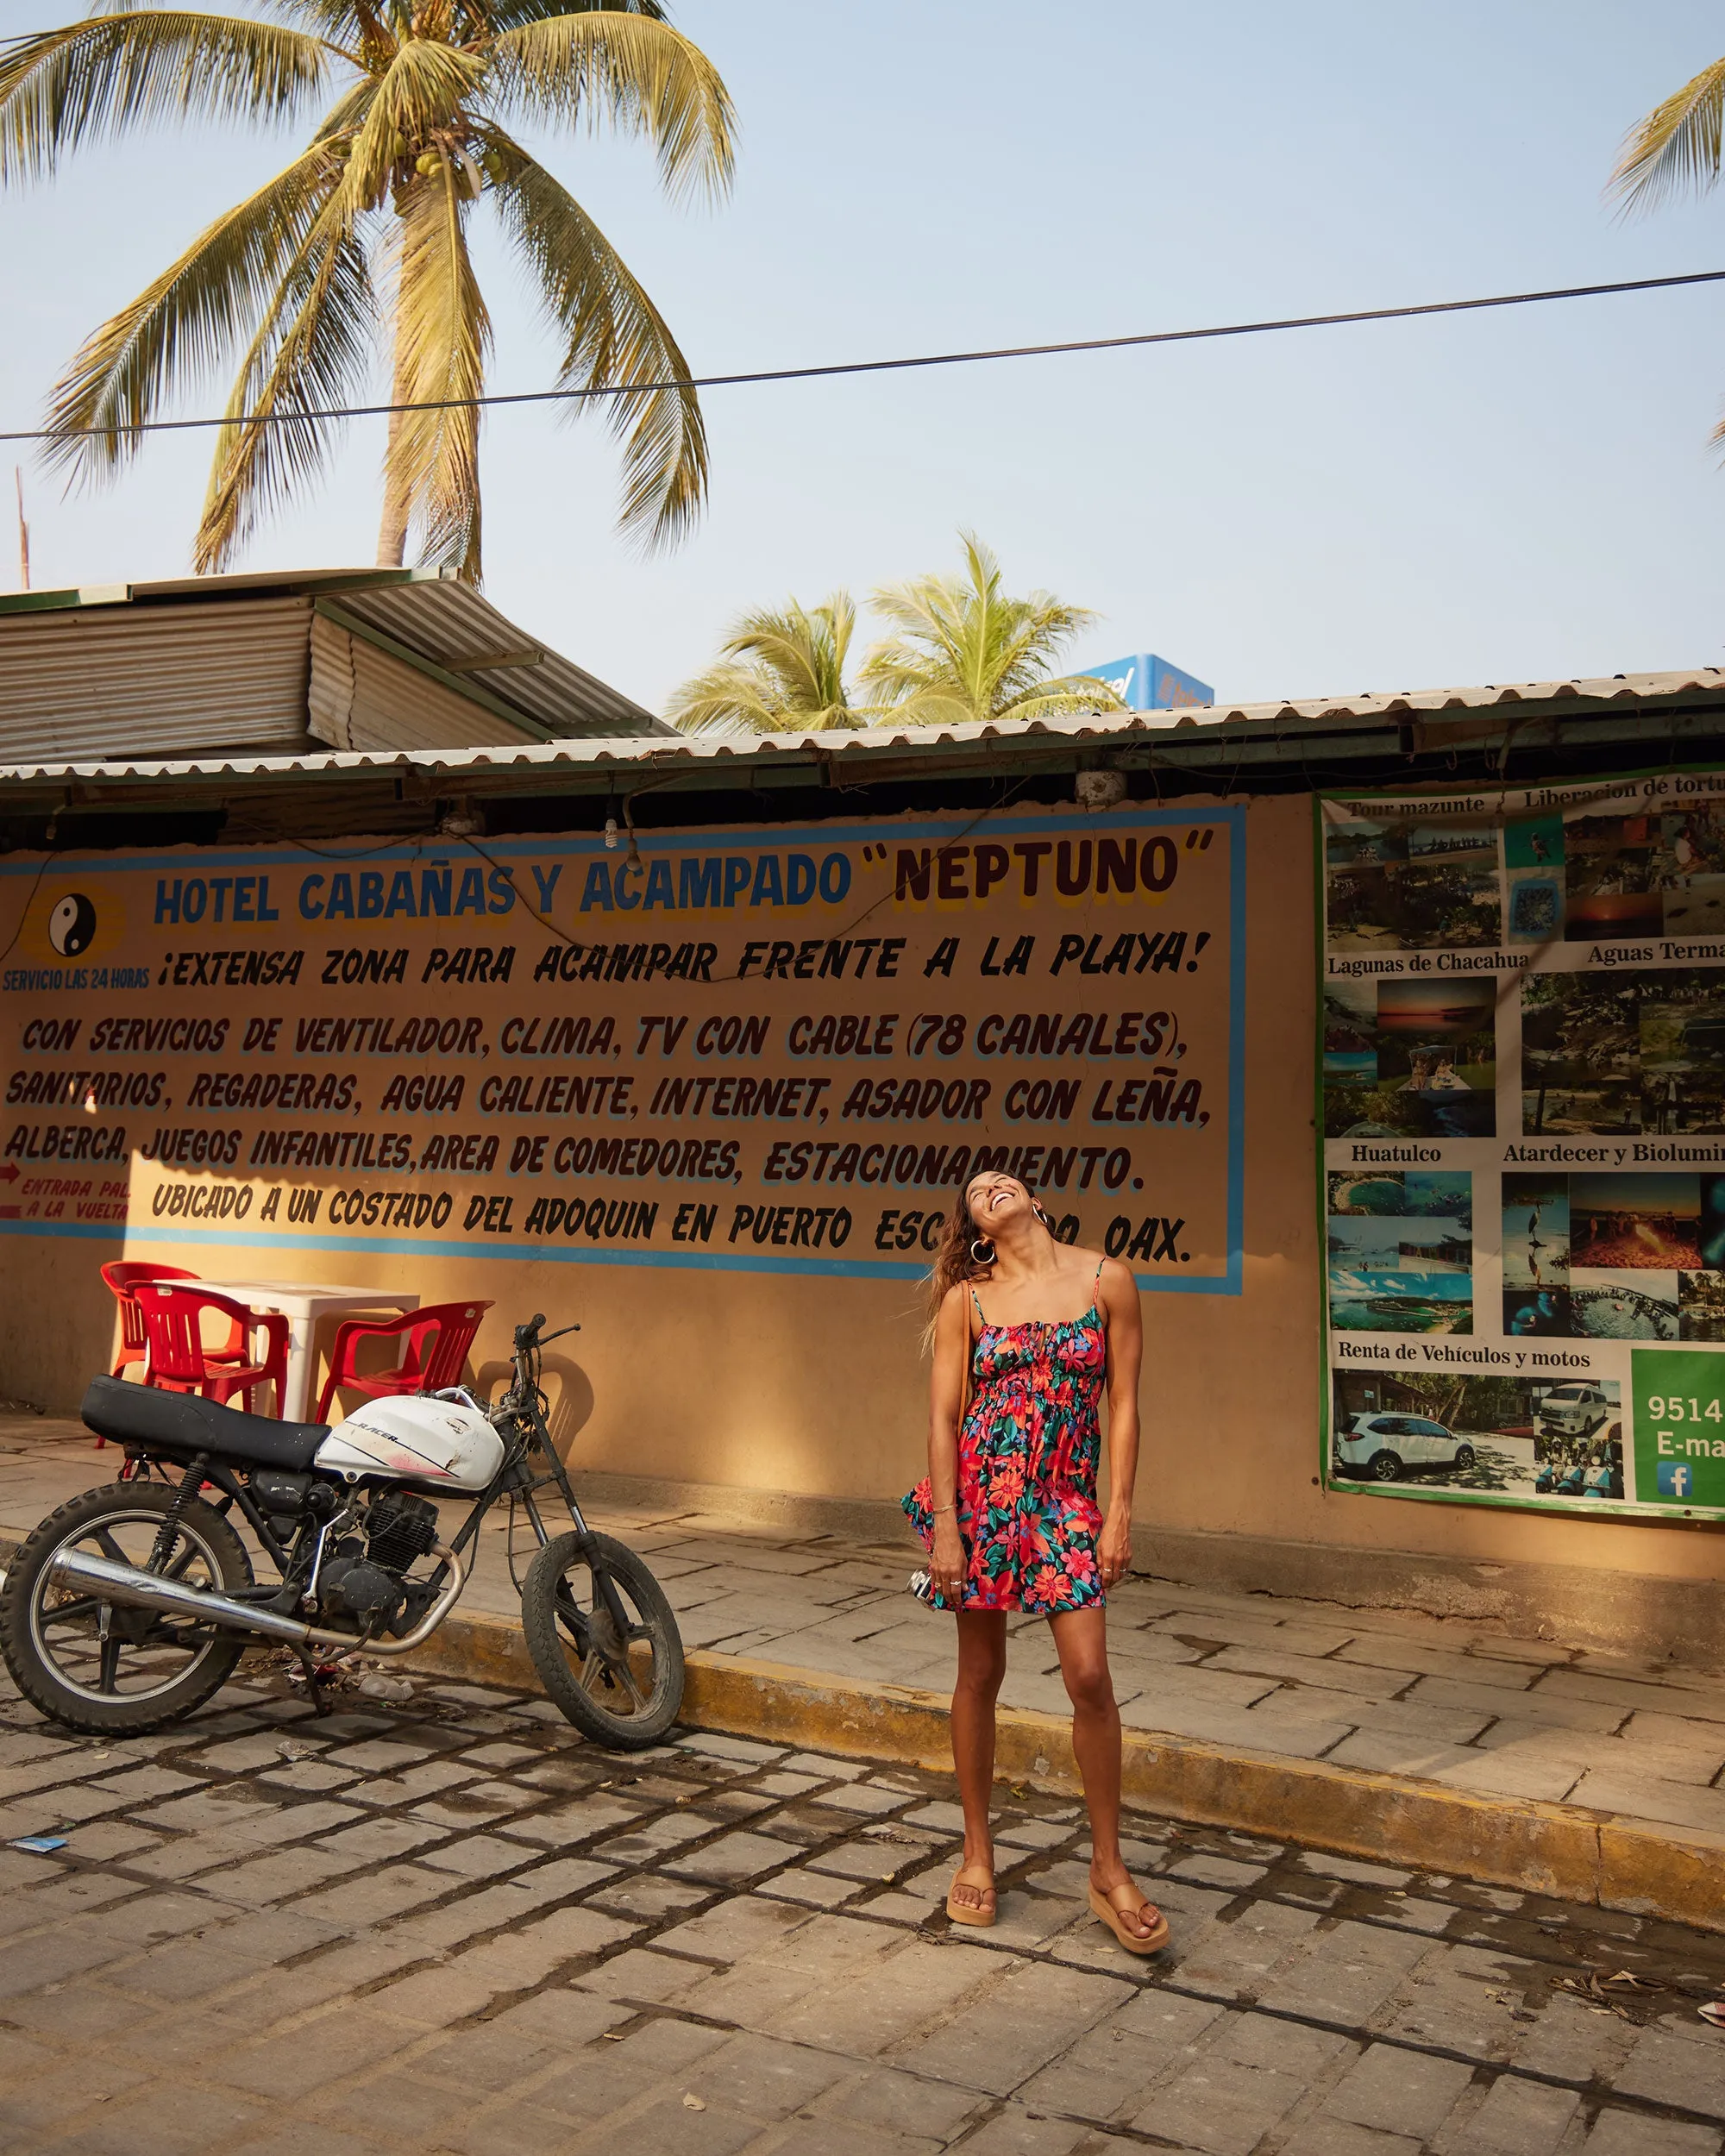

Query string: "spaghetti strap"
[969, 1285, 988, 1326]
[1094, 1256, 1106, 1281]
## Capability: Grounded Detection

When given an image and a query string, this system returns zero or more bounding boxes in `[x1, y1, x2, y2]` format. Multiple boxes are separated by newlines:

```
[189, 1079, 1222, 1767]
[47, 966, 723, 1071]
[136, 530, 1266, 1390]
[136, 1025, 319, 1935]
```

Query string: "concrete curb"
[410, 1607, 1725, 1935]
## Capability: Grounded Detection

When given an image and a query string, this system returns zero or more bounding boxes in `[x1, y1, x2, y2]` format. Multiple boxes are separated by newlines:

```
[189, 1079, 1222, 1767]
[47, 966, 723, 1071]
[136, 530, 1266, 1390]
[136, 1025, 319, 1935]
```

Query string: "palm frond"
[41, 107, 367, 483]
[385, 160, 490, 577]
[995, 678, 1128, 723]
[0, 10, 331, 183]
[725, 592, 855, 702]
[194, 189, 377, 570]
[668, 593, 866, 733]
[669, 660, 800, 735]
[16, 0, 731, 573]
[252, 1, 368, 34]
[844, 683, 973, 730]
[480, 2, 669, 28]
[481, 123, 704, 548]
[1609, 55, 1725, 213]
[342, 33, 481, 202]
[486, 9, 734, 203]
[860, 533, 1114, 726]
[670, 681, 871, 736]
[984, 596, 1099, 705]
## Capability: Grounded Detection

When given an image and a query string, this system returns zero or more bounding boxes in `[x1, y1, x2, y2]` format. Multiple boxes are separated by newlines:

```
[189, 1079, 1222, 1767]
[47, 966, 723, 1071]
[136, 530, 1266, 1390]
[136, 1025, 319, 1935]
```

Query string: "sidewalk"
[4, 1414, 1724, 1931]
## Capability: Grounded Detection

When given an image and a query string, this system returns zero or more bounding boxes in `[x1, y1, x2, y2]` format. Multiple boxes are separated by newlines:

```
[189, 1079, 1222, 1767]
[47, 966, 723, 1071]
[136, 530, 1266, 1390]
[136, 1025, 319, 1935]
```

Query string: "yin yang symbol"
[48, 893, 97, 957]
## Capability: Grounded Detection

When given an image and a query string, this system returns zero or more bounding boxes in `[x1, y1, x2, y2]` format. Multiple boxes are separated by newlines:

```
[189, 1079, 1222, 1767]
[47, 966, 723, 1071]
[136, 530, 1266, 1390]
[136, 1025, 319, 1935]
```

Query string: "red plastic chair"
[102, 1263, 251, 1376]
[97, 1263, 239, 1451]
[101, 1263, 199, 1382]
[316, 1301, 492, 1421]
[136, 1284, 291, 1418]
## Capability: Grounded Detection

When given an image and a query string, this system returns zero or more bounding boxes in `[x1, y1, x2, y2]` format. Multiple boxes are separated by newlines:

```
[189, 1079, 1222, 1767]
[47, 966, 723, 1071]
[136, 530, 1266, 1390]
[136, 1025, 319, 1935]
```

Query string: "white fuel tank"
[315, 1394, 504, 1491]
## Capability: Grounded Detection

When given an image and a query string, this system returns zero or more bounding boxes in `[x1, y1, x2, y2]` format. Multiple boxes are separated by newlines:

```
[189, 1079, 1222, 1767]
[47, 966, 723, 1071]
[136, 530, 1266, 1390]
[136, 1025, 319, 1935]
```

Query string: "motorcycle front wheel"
[0, 1482, 253, 1734]
[521, 1531, 685, 1750]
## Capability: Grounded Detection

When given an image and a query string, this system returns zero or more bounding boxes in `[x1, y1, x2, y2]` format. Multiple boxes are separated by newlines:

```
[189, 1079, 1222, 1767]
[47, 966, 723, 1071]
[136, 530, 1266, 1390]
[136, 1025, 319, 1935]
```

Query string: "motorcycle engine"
[367, 1489, 442, 1571]
[319, 1491, 442, 1633]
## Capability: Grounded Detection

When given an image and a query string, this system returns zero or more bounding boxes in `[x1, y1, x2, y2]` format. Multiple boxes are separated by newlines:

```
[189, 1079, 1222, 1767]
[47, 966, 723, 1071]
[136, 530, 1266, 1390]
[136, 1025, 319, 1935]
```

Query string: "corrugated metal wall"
[307, 616, 536, 751]
[0, 597, 314, 761]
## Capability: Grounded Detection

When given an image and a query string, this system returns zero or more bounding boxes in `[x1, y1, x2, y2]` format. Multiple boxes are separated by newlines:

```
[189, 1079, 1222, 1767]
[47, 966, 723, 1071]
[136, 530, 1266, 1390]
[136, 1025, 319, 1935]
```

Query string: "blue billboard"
[1082, 653, 1214, 711]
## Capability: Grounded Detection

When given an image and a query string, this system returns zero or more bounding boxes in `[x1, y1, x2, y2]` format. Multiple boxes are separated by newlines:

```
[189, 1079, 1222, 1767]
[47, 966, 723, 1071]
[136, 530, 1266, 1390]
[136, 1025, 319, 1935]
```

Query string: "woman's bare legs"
[1049, 1606, 1160, 1940]
[950, 1610, 1007, 1911]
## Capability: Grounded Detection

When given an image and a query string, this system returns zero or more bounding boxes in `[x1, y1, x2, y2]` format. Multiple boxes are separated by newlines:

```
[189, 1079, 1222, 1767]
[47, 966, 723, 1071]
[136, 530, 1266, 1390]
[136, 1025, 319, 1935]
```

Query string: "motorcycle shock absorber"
[147, 1452, 211, 1572]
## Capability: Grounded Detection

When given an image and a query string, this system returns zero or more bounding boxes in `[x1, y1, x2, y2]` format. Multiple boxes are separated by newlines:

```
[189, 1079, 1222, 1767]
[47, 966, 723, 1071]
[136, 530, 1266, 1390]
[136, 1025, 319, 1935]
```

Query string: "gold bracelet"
[932, 1501, 957, 1514]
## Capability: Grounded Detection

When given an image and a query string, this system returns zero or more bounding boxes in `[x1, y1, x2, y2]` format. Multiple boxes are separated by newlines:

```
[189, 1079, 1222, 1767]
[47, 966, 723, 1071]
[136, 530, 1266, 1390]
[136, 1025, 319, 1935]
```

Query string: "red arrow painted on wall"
[0, 1165, 18, 1184]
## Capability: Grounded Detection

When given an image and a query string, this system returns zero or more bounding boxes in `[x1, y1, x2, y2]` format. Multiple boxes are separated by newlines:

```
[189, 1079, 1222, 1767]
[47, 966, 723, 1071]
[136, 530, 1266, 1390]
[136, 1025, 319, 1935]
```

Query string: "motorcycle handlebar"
[513, 1313, 580, 1353]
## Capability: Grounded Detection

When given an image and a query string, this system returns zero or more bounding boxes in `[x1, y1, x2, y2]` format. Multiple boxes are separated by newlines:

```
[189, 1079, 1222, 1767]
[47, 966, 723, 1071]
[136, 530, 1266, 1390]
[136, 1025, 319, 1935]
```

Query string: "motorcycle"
[0, 1313, 684, 1749]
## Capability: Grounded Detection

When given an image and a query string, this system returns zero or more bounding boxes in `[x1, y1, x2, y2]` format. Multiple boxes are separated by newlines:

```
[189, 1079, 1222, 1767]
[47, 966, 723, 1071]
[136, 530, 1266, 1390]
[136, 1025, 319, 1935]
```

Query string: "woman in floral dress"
[905, 1170, 1167, 1952]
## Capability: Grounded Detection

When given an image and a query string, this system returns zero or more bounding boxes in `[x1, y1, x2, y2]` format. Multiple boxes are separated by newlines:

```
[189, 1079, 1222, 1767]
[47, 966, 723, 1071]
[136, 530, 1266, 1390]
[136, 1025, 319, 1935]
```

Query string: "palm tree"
[1611, 56, 1725, 447]
[668, 592, 869, 733]
[858, 532, 1125, 727]
[0, 2, 734, 580]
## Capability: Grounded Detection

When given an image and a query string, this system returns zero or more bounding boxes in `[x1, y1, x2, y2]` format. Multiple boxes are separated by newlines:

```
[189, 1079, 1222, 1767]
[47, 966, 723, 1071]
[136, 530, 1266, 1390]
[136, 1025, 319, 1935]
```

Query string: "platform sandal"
[1088, 1879, 1170, 1955]
[946, 1861, 997, 1928]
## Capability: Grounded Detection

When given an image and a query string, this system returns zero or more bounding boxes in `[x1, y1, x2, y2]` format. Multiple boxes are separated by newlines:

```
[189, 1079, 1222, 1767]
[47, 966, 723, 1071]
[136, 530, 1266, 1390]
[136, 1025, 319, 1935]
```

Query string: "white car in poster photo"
[1333, 1412, 1477, 1483]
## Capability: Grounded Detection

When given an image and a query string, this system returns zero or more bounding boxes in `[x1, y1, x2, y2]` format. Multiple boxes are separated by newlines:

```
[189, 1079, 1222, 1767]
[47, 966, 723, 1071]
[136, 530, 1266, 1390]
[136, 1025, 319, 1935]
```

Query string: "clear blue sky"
[3, 0, 1724, 713]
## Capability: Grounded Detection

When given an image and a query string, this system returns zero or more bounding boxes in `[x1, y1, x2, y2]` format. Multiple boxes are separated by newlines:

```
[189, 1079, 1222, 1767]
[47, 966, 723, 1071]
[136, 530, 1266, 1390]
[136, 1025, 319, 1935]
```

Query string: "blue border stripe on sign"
[1225, 805, 1247, 1295]
[0, 1214, 1250, 1288]
[0, 804, 1233, 876]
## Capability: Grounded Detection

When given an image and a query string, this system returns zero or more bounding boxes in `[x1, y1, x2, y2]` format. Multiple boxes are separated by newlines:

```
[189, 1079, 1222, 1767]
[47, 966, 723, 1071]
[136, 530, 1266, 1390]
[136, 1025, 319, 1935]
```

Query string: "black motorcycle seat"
[81, 1375, 330, 1473]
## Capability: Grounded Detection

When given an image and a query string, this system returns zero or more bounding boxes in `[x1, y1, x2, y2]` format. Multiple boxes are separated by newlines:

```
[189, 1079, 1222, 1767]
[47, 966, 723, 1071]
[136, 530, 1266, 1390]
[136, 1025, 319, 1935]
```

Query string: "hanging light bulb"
[604, 817, 619, 851]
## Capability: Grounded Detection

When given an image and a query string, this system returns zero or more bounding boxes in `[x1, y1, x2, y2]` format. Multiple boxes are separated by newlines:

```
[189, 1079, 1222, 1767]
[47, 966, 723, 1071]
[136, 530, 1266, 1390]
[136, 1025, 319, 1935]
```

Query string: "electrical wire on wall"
[452, 774, 1044, 985]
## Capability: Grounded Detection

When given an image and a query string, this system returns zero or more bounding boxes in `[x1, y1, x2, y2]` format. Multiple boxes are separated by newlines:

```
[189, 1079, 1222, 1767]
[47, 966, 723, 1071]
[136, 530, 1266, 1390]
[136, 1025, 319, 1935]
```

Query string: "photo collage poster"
[1319, 768, 1725, 1521]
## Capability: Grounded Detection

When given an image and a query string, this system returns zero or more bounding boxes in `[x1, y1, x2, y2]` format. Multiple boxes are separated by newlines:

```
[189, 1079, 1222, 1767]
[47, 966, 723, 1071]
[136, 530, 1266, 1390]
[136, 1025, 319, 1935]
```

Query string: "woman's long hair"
[922, 1177, 1055, 1348]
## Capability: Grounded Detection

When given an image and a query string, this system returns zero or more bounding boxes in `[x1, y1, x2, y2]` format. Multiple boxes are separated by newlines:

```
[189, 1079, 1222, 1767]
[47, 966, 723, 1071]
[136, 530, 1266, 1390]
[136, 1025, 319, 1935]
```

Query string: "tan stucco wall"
[10, 791, 1722, 1595]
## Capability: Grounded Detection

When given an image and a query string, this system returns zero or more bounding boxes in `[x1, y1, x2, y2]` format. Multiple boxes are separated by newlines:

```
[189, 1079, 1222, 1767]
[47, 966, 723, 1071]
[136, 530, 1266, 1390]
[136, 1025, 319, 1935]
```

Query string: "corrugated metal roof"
[1178, 664, 1725, 724]
[0, 662, 1716, 787]
[0, 595, 313, 763]
[313, 580, 663, 739]
[0, 566, 666, 744]
[307, 612, 547, 753]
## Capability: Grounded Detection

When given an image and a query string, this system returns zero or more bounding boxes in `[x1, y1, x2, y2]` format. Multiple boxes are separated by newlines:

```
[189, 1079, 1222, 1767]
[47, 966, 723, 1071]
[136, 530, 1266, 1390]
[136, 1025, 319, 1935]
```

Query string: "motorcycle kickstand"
[294, 1647, 335, 1716]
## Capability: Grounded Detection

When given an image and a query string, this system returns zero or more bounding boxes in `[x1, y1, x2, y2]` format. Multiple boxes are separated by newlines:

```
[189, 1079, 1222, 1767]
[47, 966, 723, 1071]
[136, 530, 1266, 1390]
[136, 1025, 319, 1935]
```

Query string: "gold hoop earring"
[969, 1237, 995, 1267]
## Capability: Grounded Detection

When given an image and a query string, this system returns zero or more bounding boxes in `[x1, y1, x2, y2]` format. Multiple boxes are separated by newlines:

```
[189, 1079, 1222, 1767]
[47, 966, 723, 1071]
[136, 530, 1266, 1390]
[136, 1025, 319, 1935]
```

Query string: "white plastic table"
[198, 1278, 421, 1423]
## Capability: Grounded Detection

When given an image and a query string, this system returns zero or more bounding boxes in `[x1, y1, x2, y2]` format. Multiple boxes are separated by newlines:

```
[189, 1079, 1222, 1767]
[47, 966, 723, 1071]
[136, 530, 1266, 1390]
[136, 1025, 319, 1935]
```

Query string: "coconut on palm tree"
[0, 2, 734, 580]
[668, 592, 868, 734]
[1611, 56, 1725, 447]
[858, 532, 1125, 728]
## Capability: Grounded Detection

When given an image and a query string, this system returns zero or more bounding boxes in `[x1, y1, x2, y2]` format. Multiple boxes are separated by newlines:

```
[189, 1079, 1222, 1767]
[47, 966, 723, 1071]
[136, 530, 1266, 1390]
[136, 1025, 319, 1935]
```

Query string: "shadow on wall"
[474, 1351, 594, 1464]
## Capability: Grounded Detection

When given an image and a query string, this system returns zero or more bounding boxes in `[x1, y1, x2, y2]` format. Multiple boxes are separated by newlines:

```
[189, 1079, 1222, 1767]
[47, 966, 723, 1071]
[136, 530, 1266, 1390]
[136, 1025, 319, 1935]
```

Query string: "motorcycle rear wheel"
[0, 1482, 253, 1734]
[521, 1531, 685, 1750]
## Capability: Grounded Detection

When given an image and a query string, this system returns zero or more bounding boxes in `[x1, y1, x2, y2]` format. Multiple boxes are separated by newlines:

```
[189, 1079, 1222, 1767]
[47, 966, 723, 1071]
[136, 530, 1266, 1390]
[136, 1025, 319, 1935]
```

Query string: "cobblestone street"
[0, 1659, 1722, 2156]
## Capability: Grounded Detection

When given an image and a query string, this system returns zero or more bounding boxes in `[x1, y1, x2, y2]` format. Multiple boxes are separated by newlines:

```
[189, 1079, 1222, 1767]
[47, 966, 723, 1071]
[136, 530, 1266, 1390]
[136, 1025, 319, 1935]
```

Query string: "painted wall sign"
[0, 805, 1245, 1292]
[1319, 767, 1725, 1522]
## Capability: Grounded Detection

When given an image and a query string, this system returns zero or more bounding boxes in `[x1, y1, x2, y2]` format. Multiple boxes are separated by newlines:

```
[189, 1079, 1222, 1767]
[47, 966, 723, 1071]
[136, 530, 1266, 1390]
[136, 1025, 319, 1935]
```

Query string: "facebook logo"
[1657, 1461, 1693, 1499]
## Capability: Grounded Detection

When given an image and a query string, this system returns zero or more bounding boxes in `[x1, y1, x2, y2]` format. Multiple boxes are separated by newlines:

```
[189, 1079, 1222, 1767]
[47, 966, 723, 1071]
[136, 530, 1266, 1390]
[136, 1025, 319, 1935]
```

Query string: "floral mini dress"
[904, 1261, 1108, 1615]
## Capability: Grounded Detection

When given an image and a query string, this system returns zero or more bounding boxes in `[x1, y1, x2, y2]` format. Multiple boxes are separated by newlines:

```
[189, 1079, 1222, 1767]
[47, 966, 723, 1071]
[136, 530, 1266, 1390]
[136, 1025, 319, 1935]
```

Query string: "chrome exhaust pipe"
[353, 1543, 468, 1657]
[47, 1548, 314, 1643]
[46, 1542, 467, 1655]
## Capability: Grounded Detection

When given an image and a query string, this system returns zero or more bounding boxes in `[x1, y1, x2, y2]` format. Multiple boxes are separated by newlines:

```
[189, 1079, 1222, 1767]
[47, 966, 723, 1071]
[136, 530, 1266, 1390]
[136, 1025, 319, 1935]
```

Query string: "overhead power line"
[2, 266, 1722, 447]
